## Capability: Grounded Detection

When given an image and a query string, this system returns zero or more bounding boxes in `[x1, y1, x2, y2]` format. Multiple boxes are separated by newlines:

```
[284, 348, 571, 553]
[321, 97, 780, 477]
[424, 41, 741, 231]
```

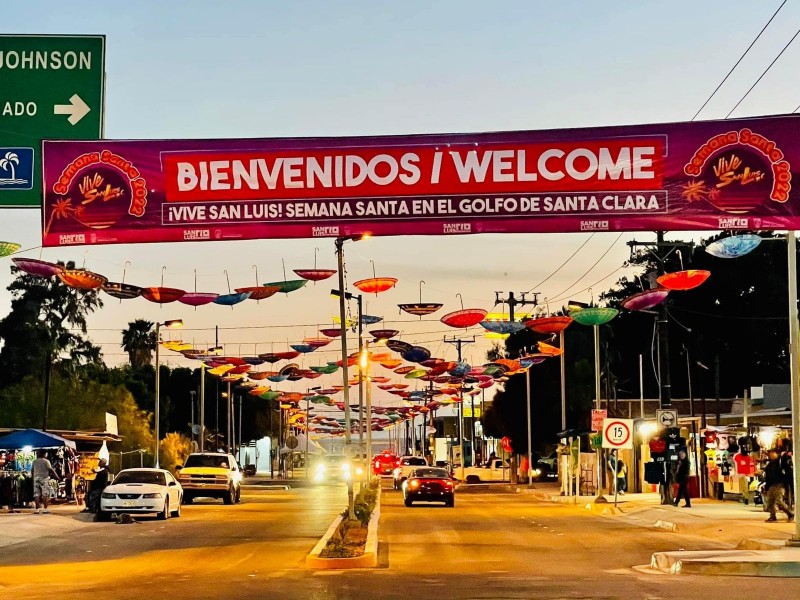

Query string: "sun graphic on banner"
[681, 180, 709, 202]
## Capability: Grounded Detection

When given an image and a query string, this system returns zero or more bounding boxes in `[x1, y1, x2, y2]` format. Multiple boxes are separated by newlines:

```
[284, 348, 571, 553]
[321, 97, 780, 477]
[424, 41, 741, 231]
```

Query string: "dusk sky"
[2, 1, 799, 407]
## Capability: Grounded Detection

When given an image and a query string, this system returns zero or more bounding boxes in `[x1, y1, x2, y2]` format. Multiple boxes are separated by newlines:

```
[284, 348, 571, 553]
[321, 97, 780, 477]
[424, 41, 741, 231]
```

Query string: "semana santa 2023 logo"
[46, 150, 147, 234]
[682, 128, 791, 215]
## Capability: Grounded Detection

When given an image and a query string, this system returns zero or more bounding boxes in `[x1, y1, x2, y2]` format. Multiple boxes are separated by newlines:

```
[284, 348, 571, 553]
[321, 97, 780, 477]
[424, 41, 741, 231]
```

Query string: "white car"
[392, 456, 428, 489]
[99, 468, 183, 521]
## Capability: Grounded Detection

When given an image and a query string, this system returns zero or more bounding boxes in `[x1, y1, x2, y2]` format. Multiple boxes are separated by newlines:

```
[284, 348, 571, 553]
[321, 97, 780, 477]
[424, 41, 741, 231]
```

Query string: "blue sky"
[1, 1, 799, 402]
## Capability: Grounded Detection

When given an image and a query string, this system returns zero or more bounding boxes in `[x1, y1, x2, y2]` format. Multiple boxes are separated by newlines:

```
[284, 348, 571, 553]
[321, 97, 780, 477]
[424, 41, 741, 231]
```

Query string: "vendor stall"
[0, 429, 78, 511]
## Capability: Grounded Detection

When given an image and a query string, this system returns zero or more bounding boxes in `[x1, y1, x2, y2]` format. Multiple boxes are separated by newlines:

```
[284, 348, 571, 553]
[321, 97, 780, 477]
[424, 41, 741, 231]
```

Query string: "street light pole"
[154, 318, 183, 468]
[335, 237, 355, 519]
[525, 367, 533, 488]
[786, 231, 800, 543]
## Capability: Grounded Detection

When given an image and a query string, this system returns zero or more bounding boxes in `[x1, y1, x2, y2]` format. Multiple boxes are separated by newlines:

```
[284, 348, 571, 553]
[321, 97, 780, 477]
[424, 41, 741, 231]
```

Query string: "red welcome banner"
[41, 115, 800, 247]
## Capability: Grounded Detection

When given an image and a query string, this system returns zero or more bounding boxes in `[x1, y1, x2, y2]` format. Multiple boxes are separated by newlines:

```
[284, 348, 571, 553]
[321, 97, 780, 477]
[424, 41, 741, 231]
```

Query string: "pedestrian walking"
[31, 450, 59, 514]
[764, 448, 794, 523]
[673, 449, 691, 508]
[780, 441, 794, 510]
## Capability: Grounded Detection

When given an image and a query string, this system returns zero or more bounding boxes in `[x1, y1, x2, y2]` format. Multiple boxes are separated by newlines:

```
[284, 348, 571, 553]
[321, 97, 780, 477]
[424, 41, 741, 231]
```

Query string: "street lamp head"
[162, 319, 184, 329]
[567, 300, 589, 311]
[331, 288, 358, 301]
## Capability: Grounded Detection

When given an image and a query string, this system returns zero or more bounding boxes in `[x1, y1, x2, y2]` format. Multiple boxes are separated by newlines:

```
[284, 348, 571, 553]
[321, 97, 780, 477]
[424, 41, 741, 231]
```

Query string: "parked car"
[98, 468, 182, 521]
[176, 452, 242, 505]
[372, 450, 399, 476]
[402, 467, 455, 507]
[392, 455, 428, 489]
[462, 458, 511, 482]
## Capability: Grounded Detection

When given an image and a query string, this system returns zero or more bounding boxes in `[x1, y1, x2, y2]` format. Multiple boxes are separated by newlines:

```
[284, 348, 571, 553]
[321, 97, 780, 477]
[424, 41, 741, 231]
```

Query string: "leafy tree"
[159, 432, 192, 474]
[121, 319, 156, 369]
[0, 262, 102, 387]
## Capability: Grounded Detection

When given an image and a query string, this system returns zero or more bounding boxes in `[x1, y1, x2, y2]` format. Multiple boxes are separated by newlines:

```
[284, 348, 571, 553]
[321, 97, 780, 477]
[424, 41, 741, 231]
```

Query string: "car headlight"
[532, 468, 541, 476]
[101, 492, 115, 499]
[142, 493, 163, 499]
[355, 466, 364, 476]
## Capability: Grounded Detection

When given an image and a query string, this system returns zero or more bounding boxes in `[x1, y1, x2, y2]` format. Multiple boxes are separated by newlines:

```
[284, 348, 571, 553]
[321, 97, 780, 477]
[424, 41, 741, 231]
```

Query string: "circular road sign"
[285, 435, 299, 450]
[604, 420, 631, 448]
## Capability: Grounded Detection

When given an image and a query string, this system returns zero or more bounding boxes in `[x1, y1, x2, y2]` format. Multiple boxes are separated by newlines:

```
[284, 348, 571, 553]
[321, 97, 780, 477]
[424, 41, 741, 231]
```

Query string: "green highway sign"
[0, 35, 105, 207]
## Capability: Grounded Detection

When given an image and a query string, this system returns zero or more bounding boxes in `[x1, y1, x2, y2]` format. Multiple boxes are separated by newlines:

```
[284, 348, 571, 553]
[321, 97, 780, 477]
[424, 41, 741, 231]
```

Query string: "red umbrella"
[294, 249, 336, 282]
[142, 267, 185, 304]
[657, 270, 711, 291]
[369, 329, 400, 340]
[353, 277, 397, 294]
[526, 316, 573, 334]
[304, 337, 332, 348]
[319, 328, 342, 338]
[441, 308, 487, 329]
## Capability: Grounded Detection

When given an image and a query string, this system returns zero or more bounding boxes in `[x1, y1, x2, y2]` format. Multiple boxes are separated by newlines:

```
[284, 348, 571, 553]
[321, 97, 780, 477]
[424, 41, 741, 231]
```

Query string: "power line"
[545, 233, 624, 301]
[726, 25, 800, 118]
[692, 0, 787, 120]
[526, 233, 595, 293]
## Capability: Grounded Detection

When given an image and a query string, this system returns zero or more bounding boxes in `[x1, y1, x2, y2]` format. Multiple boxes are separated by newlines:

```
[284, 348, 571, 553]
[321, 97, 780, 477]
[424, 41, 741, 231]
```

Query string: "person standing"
[764, 448, 794, 522]
[31, 450, 59, 514]
[673, 449, 691, 508]
[780, 442, 794, 510]
[85, 458, 109, 513]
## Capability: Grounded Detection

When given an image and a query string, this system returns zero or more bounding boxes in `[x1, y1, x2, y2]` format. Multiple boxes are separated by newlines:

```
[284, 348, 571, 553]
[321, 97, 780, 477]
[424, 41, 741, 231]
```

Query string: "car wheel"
[393, 479, 398, 490]
[159, 498, 169, 520]
[235, 486, 241, 503]
[171, 496, 182, 518]
[445, 496, 455, 508]
[223, 486, 235, 505]
[182, 493, 193, 505]
[404, 496, 413, 507]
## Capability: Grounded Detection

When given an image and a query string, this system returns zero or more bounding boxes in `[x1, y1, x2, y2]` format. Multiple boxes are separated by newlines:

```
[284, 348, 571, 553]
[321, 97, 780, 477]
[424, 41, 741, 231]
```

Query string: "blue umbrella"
[214, 291, 251, 306]
[705, 234, 762, 259]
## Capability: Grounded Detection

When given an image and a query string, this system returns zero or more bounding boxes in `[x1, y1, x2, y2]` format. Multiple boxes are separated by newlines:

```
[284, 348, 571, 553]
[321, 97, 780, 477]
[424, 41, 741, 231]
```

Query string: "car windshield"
[402, 457, 427, 466]
[325, 455, 348, 464]
[113, 471, 166, 486]
[184, 455, 230, 468]
[410, 468, 449, 479]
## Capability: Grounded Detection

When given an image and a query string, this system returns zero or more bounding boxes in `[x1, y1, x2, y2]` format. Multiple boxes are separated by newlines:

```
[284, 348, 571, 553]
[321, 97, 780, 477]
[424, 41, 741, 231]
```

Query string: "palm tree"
[0, 152, 19, 180]
[121, 319, 156, 369]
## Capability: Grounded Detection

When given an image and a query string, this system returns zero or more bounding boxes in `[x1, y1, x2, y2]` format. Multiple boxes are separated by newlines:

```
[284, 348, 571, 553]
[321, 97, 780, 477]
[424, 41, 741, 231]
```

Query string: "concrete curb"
[305, 487, 381, 570]
[651, 548, 800, 577]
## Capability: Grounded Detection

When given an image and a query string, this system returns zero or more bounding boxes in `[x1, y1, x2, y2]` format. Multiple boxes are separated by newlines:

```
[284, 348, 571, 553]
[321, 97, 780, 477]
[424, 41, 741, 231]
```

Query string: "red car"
[402, 467, 455, 507]
[372, 451, 399, 476]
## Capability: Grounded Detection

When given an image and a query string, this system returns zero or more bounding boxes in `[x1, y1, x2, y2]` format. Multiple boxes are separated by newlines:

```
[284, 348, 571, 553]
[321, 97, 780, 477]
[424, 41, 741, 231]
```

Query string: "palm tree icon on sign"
[0, 152, 24, 184]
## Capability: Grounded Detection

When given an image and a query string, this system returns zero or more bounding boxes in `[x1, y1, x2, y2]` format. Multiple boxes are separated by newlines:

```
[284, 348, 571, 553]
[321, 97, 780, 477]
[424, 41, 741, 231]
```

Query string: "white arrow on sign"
[54, 94, 90, 126]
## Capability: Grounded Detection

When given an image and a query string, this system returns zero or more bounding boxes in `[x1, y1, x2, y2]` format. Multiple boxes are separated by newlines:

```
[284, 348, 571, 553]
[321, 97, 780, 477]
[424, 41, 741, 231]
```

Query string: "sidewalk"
[530, 489, 800, 577]
[0, 504, 94, 549]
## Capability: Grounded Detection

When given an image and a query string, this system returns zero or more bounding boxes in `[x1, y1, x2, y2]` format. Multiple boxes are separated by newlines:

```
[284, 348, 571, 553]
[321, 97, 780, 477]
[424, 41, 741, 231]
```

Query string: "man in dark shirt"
[85, 459, 109, 513]
[764, 449, 794, 522]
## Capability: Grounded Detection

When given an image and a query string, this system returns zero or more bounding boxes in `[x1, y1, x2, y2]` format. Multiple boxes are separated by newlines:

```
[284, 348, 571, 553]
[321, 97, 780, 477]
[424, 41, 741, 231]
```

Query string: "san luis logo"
[682, 128, 791, 215]
[45, 150, 147, 235]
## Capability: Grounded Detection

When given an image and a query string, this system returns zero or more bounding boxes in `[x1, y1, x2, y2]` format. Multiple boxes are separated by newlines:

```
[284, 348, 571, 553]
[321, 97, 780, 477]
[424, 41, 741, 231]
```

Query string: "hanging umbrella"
[621, 288, 670, 311]
[58, 269, 107, 290]
[103, 281, 143, 300]
[352, 260, 397, 295]
[0, 242, 21, 257]
[267, 374, 289, 383]
[398, 281, 443, 318]
[208, 364, 235, 376]
[228, 365, 252, 375]
[304, 337, 332, 348]
[179, 270, 218, 307]
[537, 342, 563, 356]
[380, 359, 402, 369]
[449, 362, 471, 377]
[656, 270, 711, 291]
[290, 343, 316, 353]
[394, 365, 415, 375]
[274, 350, 301, 361]
[294, 247, 336, 281]
[248, 372, 272, 380]
[236, 266, 281, 301]
[214, 270, 251, 306]
[360, 314, 383, 325]
[264, 259, 308, 294]
[569, 307, 619, 326]
[310, 364, 339, 375]
[242, 356, 265, 365]
[442, 308, 487, 329]
[705, 234, 762, 259]
[369, 329, 400, 340]
[479, 320, 525, 334]
[387, 339, 413, 354]
[404, 369, 427, 379]
[143, 267, 185, 304]
[401, 346, 432, 363]
[372, 376, 391, 384]
[12, 258, 62, 278]
[369, 352, 391, 363]
[526, 316, 573, 334]
[319, 328, 342, 338]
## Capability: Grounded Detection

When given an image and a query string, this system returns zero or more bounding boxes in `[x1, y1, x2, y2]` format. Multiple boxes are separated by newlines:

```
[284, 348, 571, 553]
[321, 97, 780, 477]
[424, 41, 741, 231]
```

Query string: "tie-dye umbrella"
[398, 281, 443, 318]
[705, 234, 761, 259]
[0, 242, 21, 257]
[58, 268, 107, 290]
[12, 258, 63, 278]
[236, 266, 281, 301]
[656, 270, 711, 291]
[621, 288, 670, 311]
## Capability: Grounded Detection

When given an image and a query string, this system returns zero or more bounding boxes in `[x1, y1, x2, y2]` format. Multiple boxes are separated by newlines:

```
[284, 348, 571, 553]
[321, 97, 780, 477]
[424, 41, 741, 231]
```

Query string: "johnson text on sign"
[602, 418, 634, 450]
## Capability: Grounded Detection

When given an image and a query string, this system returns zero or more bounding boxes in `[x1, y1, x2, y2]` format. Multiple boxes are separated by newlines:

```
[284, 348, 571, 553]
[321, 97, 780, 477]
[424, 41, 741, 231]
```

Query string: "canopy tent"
[279, 432, 326, 455]
[0, 429, 76, 450]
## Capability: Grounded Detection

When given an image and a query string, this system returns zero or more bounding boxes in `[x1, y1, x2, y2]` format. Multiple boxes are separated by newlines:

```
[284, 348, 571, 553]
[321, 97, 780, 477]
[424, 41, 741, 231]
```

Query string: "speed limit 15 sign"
[602, 418, 634, 450]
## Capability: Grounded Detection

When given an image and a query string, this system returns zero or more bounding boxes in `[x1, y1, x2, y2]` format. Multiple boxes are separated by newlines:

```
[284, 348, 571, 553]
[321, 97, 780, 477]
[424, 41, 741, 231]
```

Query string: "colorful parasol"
[143, 267, 185, 304]
[242, 357, 265, 365]
[526, 316, 573, 334]
[264, 279, 308, 294]
[398, 281, 442, 318]
[0, 242, 21, 257]
[394, 365, 415, 375]
[304, 337, 332, 348]
[58, 269, 107, 290]
[404, 369, 427, 379]
[294, 248, 336, 282]
[12, 258, 63, 278]
[621, 288, 670, 311]
[290, 343, 316, 353]
[369, 329, 399, 340]
[213, 270, 251, 306]
[380, 359, 402, 369]
[537, 342, 563, 357]
[387, 339, 413, 354]
[236, 266, 280, 301]
[103, 281, 143, 300]
[479, 320, 525, 334]
[274, 350, 301, 361]
[569, 306, 619, 326]
[705, 234, 762, 259]
[449, 362, 472, 377]
[656, 270, 711, 291]
[310, 364, 339, 375]
[178, 270, 217, 307]
[442, 308, 487, 329]
[319, 328, 342, 338]
[401, 346, 432, 363]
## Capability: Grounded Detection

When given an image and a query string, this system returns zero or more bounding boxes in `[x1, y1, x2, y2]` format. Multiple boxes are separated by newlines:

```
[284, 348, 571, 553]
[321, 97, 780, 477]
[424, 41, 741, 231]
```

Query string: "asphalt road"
[1, 480, 800, 599]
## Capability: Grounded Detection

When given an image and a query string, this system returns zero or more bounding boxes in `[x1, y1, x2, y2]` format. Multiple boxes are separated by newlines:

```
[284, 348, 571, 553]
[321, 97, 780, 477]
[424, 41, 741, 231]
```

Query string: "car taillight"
[409, 479, 420, 489]
[445, 480, 454, 488]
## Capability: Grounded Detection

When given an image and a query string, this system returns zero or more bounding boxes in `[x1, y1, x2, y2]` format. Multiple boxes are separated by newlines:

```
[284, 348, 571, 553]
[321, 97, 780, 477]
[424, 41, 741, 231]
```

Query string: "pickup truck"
[462, 459, 511, 483]
[176, 452, 242, 505]
[392, 455, 429, 489]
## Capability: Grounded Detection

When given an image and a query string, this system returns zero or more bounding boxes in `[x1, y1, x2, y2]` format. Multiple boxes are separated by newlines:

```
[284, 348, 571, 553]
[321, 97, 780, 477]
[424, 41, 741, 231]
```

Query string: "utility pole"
[494, 291, 539, 322]
[444, 335, 475, 481]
